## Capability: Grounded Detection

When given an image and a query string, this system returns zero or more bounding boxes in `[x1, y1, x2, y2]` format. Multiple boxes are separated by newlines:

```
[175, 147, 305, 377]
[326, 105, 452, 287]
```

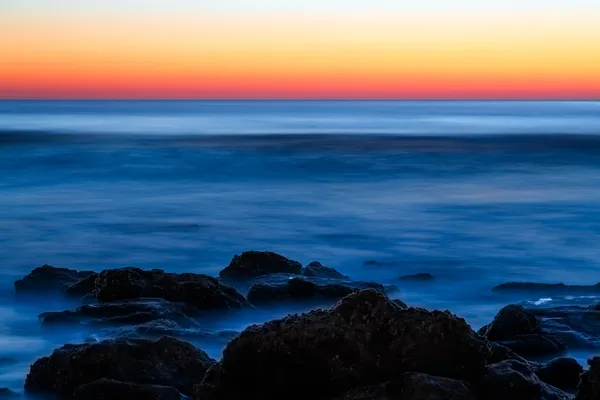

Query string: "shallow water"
[2, 100, 600, 395]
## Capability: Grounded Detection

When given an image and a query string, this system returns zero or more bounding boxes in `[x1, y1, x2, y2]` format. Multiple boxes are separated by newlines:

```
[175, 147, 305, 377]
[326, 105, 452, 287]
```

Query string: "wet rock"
[478, 305, 539, 341]
[40, 298, 201, 328]
[535, 357, 583, 391]
[14, 265, 94, 294]
[301, 261, 348, 279]
[479, 305, 566, 357]
[477, 360, 572, 400]
[398, 273, 435, 282]
[529, 306, 600, 349]
[0, 388, 19, 398]
[97, 319, 238, 343]
[94, 267, 248, 310]
[487, 342, 528, 364]
[72, 379, 182, 400]
[246, 278, 357, 306]
[331, 373, 475, 400]
[251, 273, 395, 295]
[219, 251, 302, 280]
[25, 336, 215, 398]
[493, 282, 600, 294]
[575, 357, 600, 400]
[195, 289, 490, 400]
[392, 299, 408, 309]
[65, 273, 99, 298]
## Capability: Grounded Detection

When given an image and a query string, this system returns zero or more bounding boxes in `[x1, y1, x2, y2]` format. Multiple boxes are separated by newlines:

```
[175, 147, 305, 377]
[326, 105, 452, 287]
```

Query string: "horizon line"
[2, 98, 600, 102]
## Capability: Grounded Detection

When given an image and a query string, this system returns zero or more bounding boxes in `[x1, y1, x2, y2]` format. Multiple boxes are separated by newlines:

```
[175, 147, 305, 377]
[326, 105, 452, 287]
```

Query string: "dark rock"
[0, 388, 19, 398]
[492, 282, 600, 294]
[575, 357, 600, 400]
[65, 273, 99, 298]
[496, 334, 566, 357]
[251, 272, 394, 294]
[398, 273, 435, 282]
[331, 373, 475, 400]
[72, 379, 182, 400]
[392, 299, 408, 309]
[487, 342, 528, 364]
[301, 261, 348, 279]
[94, 267, 248, 310]
[478, 360, 571, 400]
[14, 265, 94, 294]
[400, 372, 475, 400]
[247, 278, 357, 306]
[479, 305, 567, 357]
[219, 251, 302, 280]
[40, 298, 200, 328]
[195, 289, 490, 400]
[478, 305, 539, 341]
[25, 336, 215, 398]
[535, 358, 583, 391]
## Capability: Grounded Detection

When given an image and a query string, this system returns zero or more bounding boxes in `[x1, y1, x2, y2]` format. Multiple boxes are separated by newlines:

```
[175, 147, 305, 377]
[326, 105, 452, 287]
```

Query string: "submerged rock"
[0, 388, 19, 398]
[477, 360, 571, 400]
[397, 272, 435, 281]
[195, 289, 490, 400]
[72, 379, 183, 400]
[14, 265, 94, 294]
[40, 298, 201, 328]
[535, 357, 583, 391]
[94, 267, 248, 310]
[0, 358, 18, 367]
[246, 277, 358, 306]
[25, 336, 215, 398]
[479, 305, 566, 357]
[301, 261, 348, 279]
[218, 251, 302, 280]
[576, 357, 600, 400]
[493, 282, 600, 294]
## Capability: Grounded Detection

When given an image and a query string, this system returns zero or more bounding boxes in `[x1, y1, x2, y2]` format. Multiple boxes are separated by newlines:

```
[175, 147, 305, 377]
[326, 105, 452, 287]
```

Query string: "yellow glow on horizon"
[2, 11, 600, 98]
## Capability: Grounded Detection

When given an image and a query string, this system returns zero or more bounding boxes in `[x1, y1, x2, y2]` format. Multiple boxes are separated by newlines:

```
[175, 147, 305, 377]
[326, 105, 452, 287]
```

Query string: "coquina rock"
[25, 336, 215, 398]
[194, 289, 490, 400]
[218, 251, 302, 280]
[94, 267, 248, 310]
[14, 265, 95, 294]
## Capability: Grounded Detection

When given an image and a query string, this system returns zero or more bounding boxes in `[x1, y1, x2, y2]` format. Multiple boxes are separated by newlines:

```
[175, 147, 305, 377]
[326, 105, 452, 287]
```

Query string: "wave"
[5, 129, 600, 154]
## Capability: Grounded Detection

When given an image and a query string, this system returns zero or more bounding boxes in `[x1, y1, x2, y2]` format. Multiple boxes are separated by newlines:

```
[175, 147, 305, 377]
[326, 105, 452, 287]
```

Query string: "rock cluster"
[13, 252, 600, 399]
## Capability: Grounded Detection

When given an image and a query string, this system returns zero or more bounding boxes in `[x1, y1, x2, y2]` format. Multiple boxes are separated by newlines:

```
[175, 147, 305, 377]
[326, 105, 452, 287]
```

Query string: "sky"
[1, 0, 600, 99]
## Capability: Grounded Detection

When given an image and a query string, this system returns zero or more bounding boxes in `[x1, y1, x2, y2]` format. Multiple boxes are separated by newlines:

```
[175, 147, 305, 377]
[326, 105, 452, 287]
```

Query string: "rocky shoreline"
[6, 250, 600, 399]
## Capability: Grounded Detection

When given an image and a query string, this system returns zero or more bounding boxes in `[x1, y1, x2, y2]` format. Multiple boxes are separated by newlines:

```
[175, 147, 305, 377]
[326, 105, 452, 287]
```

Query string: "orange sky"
[2, 4, 600, 99]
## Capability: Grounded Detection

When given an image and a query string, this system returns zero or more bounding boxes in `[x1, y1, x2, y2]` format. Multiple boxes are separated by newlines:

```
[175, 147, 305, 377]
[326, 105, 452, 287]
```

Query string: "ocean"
[2, 100, 600, 393]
